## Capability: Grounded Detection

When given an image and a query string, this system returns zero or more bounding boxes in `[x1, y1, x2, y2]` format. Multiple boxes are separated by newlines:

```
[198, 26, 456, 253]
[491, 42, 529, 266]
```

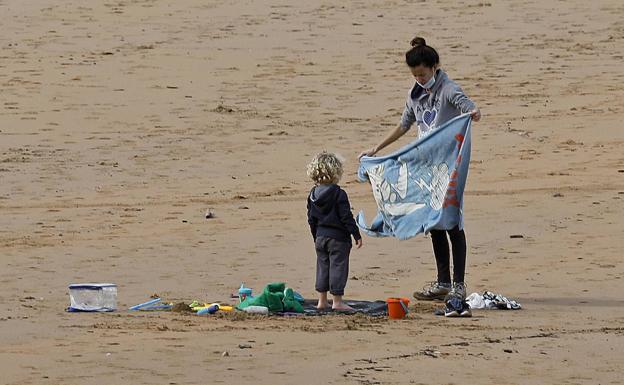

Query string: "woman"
[359, 37, 481, 303]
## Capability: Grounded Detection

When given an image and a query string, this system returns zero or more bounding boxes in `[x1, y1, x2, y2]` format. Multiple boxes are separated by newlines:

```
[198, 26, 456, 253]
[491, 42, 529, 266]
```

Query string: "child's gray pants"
[314, 236, 351, 296]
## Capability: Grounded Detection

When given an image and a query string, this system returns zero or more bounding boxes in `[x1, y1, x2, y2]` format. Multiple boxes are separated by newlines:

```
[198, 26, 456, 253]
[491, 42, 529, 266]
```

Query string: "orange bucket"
[386, 297, 410, 319]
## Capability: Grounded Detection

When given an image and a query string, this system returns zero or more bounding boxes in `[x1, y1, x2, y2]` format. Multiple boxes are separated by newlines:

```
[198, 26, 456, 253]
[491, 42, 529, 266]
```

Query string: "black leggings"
[430, 226, 466, 284]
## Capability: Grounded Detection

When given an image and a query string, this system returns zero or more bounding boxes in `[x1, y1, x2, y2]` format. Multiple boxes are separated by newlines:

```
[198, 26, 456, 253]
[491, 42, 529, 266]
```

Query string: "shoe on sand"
[445, 282, 467, 301]
[444, 297, 472, 317]
[413, 282, 451, 301]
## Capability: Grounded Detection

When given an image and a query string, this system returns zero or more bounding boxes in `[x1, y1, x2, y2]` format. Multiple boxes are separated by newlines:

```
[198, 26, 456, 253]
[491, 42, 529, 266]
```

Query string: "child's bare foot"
[332, 295, 353, 311]
[316, 301, 330, 310]
[332, 296, 354, 311]
[317, 292, 329, 310]
[332, 302, 354, 311]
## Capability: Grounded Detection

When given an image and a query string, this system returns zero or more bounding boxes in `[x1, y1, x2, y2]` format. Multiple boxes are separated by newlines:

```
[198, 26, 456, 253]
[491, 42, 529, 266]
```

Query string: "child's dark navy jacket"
[307, 184, 362, 244]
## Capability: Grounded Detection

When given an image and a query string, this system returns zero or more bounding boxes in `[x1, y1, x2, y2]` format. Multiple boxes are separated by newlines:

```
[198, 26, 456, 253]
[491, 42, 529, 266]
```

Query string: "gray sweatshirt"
[400, 69, 476, 138]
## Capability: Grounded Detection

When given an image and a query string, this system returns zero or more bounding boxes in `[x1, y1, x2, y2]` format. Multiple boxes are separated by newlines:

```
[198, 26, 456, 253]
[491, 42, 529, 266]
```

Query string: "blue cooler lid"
[69, 283, 117, 290]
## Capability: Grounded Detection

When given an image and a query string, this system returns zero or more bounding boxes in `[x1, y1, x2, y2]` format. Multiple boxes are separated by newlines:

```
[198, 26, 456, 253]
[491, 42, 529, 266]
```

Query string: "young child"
[306, 151, 363, 311]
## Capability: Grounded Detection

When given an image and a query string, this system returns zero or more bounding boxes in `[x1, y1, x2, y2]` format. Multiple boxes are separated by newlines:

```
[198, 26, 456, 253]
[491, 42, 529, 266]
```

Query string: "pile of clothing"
[466, 291, 522, 310]
[435, 291, 522, 317]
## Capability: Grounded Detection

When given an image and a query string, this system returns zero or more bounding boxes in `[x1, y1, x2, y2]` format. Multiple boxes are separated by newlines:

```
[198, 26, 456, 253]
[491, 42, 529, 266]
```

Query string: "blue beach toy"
[238, 283, 253, 303]
[197, 304, 219, 315]
[129, 298, 161, 311]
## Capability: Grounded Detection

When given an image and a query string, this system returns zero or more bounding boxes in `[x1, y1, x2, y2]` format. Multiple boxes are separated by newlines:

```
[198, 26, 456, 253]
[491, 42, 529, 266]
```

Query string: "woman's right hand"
[358, 146, 378, 159]
[359, 124, 406, 159]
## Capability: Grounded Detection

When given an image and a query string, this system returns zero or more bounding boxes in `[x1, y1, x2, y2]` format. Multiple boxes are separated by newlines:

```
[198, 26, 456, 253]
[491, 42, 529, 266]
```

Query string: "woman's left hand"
[470, 108, 481, 122]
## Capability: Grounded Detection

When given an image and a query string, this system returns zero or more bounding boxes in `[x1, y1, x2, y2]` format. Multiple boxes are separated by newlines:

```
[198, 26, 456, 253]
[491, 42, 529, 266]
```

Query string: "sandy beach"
[1, 0, 623, 384]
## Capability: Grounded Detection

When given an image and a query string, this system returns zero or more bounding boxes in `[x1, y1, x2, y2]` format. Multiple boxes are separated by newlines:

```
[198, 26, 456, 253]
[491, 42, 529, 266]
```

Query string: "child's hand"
[470, 108, 481, 122]
[355, 238, 363, 249]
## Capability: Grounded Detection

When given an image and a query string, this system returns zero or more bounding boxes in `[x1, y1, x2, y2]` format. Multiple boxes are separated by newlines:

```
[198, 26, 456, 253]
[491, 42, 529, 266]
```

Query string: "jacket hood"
[309, 184, 340, 214]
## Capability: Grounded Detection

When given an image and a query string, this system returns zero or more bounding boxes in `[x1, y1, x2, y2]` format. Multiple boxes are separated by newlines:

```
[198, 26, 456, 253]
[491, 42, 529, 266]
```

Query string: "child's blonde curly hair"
[307, 151, 344, 185]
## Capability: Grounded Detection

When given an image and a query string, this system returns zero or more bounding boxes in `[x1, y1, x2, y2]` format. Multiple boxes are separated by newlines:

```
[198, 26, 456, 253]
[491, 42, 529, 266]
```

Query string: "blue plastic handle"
[400, 300, 409, 315]
[129, 298, 161, 311]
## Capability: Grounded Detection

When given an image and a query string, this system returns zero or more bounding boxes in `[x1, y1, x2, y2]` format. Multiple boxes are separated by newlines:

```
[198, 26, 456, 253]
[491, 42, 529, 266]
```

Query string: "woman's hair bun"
[410, 37, 426, 47]
[406, 36, 439, 67]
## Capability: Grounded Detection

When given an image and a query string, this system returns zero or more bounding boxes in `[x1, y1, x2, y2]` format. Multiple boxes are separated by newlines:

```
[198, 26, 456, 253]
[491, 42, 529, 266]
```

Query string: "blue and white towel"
[357, 113, 472, 240]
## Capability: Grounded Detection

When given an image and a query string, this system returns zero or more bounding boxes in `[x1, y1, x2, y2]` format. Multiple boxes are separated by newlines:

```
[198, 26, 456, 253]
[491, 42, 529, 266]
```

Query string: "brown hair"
[405, 36, 440, 68]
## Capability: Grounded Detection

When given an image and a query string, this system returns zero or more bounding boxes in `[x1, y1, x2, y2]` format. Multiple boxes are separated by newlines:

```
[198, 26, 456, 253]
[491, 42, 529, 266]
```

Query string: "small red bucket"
[386, 297, 410, 319]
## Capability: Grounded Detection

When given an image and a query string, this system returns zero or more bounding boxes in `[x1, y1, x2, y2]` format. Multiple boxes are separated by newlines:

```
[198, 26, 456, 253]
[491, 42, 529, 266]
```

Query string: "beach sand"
[1, 0, 623, 384]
